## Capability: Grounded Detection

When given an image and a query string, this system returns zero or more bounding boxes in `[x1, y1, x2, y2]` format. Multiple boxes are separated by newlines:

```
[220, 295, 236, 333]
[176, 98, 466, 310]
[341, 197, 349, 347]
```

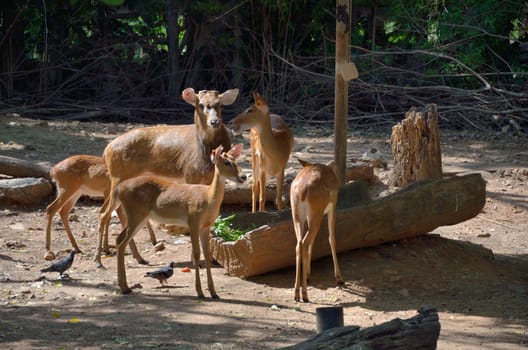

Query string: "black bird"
[145, 262, 176, 286]
[41, 250, 76, 278]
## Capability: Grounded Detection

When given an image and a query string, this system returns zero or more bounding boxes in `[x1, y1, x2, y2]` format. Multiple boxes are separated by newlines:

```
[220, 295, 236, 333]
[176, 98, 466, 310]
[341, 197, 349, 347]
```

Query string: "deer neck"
[207, 166, 226, 209]
[254, 112, 275, 149]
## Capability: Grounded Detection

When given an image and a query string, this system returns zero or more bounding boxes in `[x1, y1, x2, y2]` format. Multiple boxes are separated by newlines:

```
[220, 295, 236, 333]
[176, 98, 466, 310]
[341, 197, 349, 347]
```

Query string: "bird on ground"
[41, 250, 76, 278]
[145, 262, 176, 286]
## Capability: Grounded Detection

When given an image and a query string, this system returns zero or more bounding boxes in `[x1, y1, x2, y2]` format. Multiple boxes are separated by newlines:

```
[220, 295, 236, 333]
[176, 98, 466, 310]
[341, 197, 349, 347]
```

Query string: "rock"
[0, 177, 53, 205]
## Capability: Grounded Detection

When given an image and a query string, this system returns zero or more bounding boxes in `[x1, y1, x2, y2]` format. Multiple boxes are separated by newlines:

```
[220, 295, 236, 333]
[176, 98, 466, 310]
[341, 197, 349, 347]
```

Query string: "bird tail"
[41, 267, 53, 273]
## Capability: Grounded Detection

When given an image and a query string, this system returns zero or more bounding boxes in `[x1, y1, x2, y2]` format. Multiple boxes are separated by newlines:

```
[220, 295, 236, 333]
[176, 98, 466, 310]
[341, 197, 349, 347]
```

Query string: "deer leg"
[251, 138, 259, 213]
[116, 215, 147, 294]
[258, 168, 267, 212]
[251, 178, 259, 213]
[58, 195, 83, 253]
[116, 227, 132, 294]
[128, 238, 148, 265]
[189, 226, 205, 298]
[301, 238, 311, 303]
[114, 206, 149, 264]
[293, 222, 305, 302]
[276, 171, 284, 210]
[327, 204, 344, 285]
[94, 195, 114, 267]
[146, 221, 157, 245]
[45, 188, 76, 254]
[200, 227, 218, 298]
[302, 213, 323, 302]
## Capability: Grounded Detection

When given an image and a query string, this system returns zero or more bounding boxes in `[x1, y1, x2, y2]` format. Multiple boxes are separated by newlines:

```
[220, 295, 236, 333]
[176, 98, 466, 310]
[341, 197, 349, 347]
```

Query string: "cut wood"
[0, 155, 51, 180]
[280, 305, 440, 350]
[391, 104, 442, 187]
[211, 173, 485, 277]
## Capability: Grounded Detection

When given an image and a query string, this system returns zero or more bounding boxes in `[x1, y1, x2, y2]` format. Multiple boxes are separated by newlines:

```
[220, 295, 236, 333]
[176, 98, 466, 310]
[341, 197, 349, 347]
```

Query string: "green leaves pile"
[212, 214, 246, 242]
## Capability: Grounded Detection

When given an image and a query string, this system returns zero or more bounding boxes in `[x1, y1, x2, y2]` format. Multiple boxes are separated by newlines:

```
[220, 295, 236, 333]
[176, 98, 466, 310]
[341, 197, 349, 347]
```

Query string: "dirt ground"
[0, 115, 527, 349]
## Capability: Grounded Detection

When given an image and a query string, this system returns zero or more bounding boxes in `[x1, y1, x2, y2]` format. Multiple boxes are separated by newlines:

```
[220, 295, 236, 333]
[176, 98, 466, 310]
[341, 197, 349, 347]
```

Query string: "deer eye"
[199, 103, 205, 110]
[224, 160, 231, 167]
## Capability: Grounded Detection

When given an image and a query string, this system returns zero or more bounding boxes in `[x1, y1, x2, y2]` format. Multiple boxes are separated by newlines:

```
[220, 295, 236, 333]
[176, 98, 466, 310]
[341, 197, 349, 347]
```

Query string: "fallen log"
[280, 305, 440, 350]
[0, 155, 51, 180]
[222, 165, 376, 205]
[211, 173, 486, 277]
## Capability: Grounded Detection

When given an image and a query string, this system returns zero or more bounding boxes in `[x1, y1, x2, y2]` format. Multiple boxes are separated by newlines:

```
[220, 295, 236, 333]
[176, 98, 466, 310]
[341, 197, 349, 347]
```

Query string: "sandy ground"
[0, 115, 527, 349]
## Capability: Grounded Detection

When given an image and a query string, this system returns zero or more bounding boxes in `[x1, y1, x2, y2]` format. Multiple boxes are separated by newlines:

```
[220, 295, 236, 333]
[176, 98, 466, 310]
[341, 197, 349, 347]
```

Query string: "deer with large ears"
[114, 144, 246, 297]
[230, 92, 293, 212]
[290, 159, 344, 302]
[45, 155, 158, 262]
[94, 88, 238, 267]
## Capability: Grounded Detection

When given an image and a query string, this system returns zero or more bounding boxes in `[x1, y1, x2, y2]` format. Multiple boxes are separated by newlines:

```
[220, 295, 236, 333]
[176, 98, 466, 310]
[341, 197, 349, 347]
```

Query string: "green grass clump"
[212, 214, 246, 241]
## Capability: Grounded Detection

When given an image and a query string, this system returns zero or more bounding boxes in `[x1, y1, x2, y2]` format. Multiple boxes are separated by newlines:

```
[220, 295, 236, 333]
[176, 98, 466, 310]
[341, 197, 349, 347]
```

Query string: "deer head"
[182, 88, 239, 129]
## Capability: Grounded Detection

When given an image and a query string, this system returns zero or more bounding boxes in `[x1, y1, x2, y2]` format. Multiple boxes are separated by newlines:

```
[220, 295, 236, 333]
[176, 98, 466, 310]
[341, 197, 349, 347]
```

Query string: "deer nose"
[239, 174, 247, 183]
[210, 119, 221, 128]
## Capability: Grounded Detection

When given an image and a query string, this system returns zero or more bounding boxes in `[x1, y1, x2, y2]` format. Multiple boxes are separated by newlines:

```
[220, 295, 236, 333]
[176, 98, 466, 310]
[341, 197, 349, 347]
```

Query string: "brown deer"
[290, 159, 344, 302]
[114, 144, 246, 297]
[230, 92, 293, 212]
[45, 155, 157, 262]
[94, 88, 238, 266]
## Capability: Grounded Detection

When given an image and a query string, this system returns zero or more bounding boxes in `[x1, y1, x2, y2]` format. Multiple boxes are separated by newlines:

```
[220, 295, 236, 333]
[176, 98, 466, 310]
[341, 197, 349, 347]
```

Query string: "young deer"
[230, 92, 293, 212]
[114, 144, 246, 297]
[45, 155, 157, 262]
[290, 159, 344, 302]
[95, 88, 238, 267]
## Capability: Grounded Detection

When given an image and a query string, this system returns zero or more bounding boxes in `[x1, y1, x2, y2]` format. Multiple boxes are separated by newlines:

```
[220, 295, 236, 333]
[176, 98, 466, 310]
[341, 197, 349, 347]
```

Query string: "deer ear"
[211, 145, 224, 162]
[182, 88, 198, 105]
[254, 92, 266, 108]
[228, 143, 243, 159]
[219, 89, 239, 106]
[297, 158, 312, 167]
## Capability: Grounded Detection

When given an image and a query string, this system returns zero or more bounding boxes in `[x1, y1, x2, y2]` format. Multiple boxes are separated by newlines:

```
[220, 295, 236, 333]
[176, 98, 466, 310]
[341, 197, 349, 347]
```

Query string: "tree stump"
[281, 305, 440, 350]
[391, 104, 442, 187]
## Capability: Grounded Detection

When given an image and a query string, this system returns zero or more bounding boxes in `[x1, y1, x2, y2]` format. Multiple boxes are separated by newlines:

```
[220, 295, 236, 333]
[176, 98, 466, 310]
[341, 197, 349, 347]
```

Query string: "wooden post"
[335, 0, 358, 186]
[391, 104, 443, 187]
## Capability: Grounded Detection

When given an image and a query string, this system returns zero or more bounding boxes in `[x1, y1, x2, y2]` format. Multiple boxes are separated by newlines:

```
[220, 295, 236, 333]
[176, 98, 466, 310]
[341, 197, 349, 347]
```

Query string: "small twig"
[478, 215, 523, 231]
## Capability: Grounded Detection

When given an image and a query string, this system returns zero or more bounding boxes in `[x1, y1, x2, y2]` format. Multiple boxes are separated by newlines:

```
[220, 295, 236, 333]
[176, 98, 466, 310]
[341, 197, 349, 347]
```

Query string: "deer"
[290, 159, 344, 302]
[94, 87, 239, 267]
[114, 144, 246, 297]
[230, 92, 293, 212]
[45, 155, 157, 263]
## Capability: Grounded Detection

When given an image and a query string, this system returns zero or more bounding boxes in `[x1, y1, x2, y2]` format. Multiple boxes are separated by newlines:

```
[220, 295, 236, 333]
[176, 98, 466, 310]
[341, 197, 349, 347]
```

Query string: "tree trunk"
[165, 0, 182, 104]
[211, 174, 485, 278]
[391, 104, 442, 187]
[281, 305, 440, 350]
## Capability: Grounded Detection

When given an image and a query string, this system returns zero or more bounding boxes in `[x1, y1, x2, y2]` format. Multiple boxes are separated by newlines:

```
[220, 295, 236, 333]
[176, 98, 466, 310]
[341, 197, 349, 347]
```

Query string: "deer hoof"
[44, 251, 55, 261]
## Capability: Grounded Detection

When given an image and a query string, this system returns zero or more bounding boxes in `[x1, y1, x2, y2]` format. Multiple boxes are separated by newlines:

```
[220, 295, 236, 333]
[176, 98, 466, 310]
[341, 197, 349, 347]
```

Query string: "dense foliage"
[1, 0, 527, 130]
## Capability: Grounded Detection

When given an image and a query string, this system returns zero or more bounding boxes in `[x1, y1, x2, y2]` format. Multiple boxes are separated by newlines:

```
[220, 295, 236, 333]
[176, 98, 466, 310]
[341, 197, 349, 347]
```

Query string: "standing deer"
[114, 144, 246, 297]
[230, 92, 293, 212]
[290, 159, 344, 302]
[95, 88, 238, 266]
[45, 155, 157, 262]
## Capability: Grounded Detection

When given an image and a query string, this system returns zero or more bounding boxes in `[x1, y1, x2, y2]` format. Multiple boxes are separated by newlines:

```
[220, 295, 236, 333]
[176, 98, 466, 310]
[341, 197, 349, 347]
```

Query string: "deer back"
[104, 88, 238, 185]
